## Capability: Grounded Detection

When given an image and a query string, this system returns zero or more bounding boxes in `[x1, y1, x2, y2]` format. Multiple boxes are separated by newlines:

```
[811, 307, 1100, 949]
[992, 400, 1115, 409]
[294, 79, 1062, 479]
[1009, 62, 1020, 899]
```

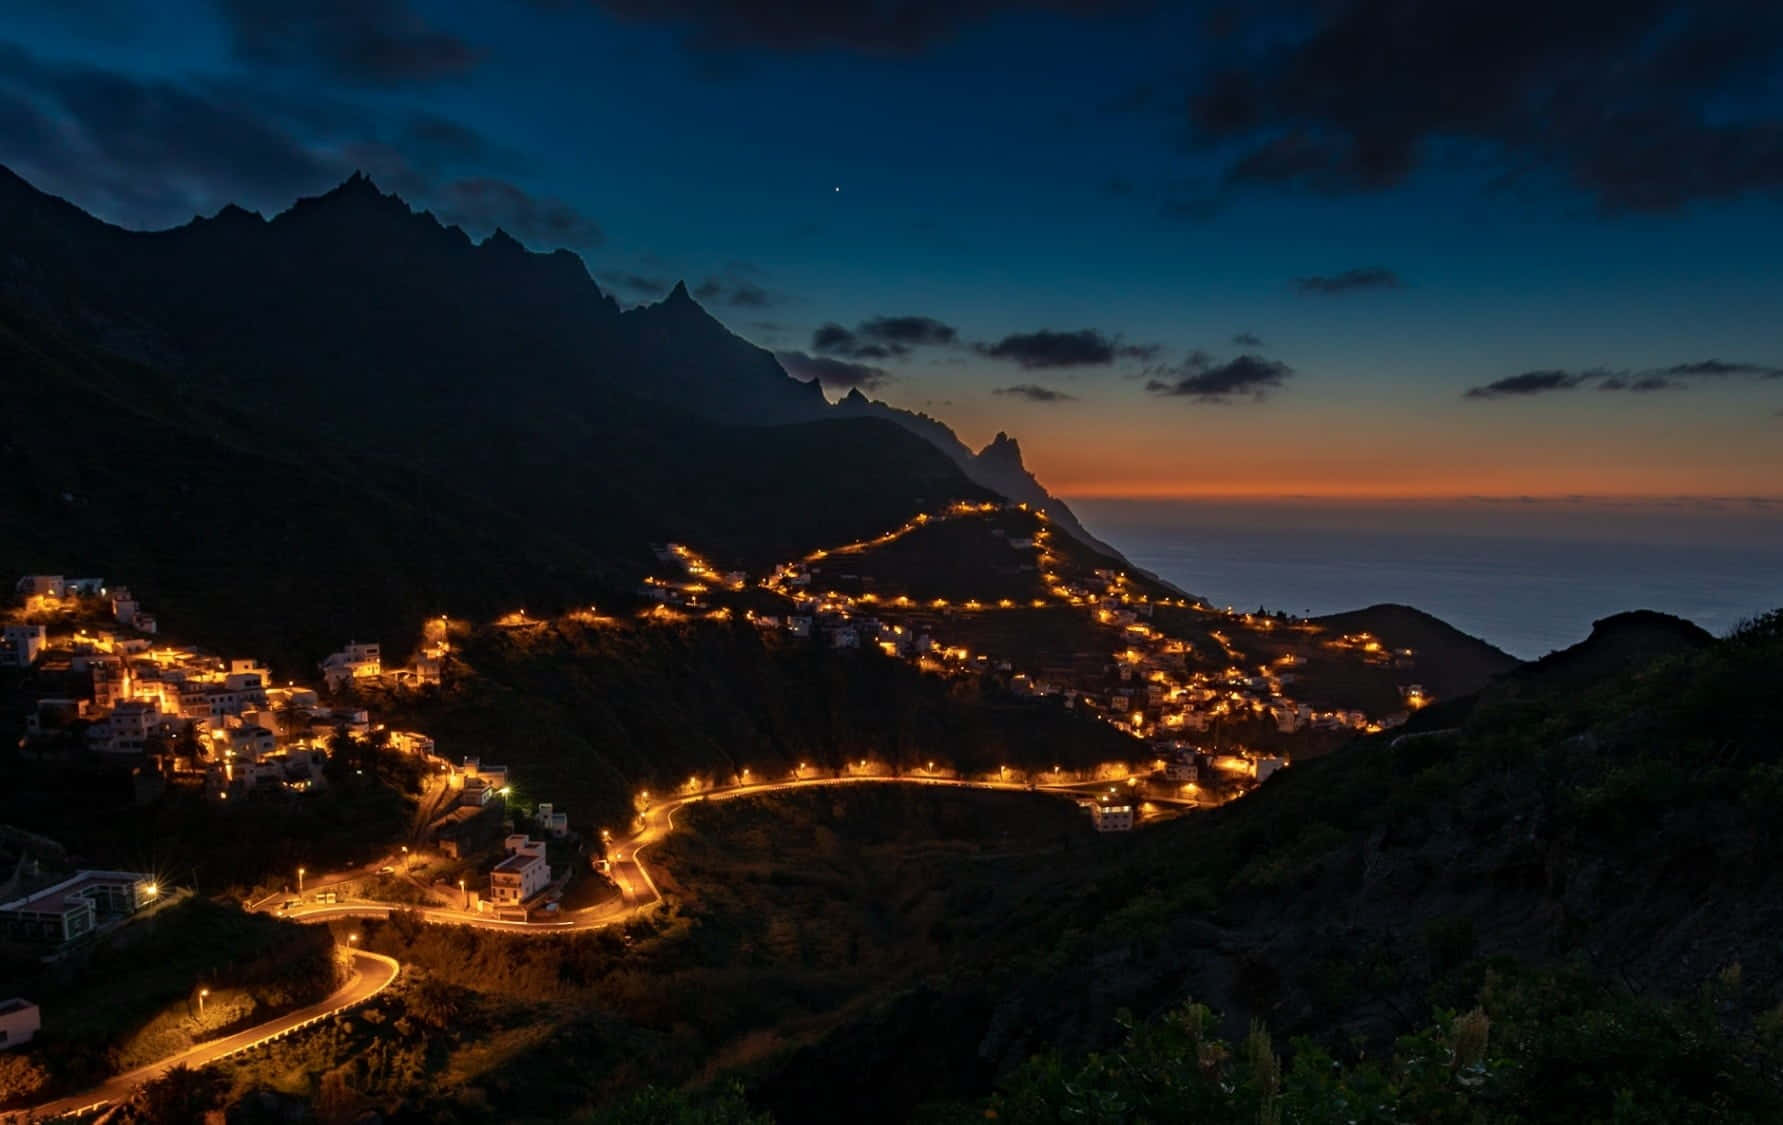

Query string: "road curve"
[260, 775, 1189, 934]
[15, 949, 399, 1123]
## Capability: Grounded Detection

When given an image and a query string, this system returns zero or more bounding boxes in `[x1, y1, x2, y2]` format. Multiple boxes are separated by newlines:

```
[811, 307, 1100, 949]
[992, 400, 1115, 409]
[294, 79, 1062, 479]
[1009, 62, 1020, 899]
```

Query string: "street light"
[198, 988, 209, 1015]
[297, 866, 306, 894]
[459, 878, 467, 910]
[144, 882, 159, 899]
[348, 932, 359, 945]
[401, 845, 410, 873]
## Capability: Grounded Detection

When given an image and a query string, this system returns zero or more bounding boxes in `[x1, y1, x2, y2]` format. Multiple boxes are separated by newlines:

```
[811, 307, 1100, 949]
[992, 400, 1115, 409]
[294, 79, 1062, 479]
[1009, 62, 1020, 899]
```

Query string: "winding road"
[278, 773, 1189, 932]
[15, 950, 399, 1123]
[19, 775, 1185, 1119]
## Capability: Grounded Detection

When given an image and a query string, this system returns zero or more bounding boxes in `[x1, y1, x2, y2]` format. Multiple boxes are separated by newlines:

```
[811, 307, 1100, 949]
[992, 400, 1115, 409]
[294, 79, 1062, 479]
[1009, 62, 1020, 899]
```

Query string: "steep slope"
[831, 389, 1135, 562]
[0, 289, 988, 668]
[737, 608, 1783, 1121]
[1313, 602, 1520, 700]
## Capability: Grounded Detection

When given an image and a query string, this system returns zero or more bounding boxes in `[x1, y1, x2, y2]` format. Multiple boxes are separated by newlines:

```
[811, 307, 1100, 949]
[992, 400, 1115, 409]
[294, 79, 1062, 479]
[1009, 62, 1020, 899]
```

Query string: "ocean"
[1071, 498, 1783, 660]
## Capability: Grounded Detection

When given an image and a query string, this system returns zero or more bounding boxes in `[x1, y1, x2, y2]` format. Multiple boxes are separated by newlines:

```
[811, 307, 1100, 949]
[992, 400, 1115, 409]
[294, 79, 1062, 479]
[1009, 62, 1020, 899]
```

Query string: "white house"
[535, 802, 569, 838]
[320, 641, 382, 690]
[1253, 755, 1287, 783]
[0, 624, 46, 668]
[1090, 793, 1135, 832]
[223, 723, 278, 762]
[14, 576, 65, 599]
[0, 998, 41, 1049]
[489, 836, 550, 905]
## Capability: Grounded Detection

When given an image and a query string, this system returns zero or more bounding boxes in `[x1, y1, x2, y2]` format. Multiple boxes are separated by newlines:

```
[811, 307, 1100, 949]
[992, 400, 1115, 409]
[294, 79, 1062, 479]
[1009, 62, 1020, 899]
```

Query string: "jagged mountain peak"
[481, 227, 526, 254]
[978, 430, 1024, 467]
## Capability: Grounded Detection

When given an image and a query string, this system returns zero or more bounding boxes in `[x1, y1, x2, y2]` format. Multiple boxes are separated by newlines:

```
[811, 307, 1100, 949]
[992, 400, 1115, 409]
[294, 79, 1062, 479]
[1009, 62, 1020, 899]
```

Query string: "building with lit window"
[489, 836, 550, 905]
[0, 870, 158, 945]
[1091, 792, 1135, 832]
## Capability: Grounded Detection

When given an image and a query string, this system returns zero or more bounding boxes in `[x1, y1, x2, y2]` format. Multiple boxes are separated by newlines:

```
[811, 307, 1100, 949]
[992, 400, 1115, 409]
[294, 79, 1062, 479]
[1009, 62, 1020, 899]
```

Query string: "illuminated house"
[489, 836, 550, 905]
[111, 587, 140, 626]
[0, 624, 46, 668]
[535, 802, 569, 838]
[1253, 755, 1287, 782]
[88, 700, 175, 754]
[320, 641, 382, 690]
[1090, 793, 1135, 832]
[0, 870, 158, 946]
[13, 576, 65, 599]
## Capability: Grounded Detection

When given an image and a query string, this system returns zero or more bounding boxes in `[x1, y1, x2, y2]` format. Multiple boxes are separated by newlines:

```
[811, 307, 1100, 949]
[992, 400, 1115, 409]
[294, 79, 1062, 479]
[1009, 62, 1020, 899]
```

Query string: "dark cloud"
[1598, 375, 1677, 393]
[1232, 332, 1264, 347]
[1295, 266, 1402, 295]
[694, 277, 783, 307]
[0, 42, 338, 228]
[1464, 370, 1595, 399]
[1145, 352, 1294, 402]
[776, 349, 890, 391]
[589, 0, 1117, 54]
[1180, 1, 1783, 213]
[400, 111, 493, 164]
[433, 177, 602, 249]
[992, 384, 1079, 403]
[1661, 359, 1783, 378]
[600, 272, 671, 297]
[216, 0, 481, 85]
[976, 329, 1157, 369]
[859, 315, 957, 348]
[0, 40, 543, 241]
[812, 314, 957, 359]
[1464, 360, 1783, 399]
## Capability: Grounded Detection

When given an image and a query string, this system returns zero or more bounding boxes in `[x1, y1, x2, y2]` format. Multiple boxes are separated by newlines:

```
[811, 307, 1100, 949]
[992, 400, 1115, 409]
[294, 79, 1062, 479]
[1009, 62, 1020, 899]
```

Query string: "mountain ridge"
[0, 165, 1120, 563]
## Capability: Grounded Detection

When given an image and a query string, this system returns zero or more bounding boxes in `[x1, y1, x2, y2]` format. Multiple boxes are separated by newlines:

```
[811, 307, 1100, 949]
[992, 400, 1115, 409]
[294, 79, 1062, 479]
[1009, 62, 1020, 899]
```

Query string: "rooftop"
[493, 851, 545, 874]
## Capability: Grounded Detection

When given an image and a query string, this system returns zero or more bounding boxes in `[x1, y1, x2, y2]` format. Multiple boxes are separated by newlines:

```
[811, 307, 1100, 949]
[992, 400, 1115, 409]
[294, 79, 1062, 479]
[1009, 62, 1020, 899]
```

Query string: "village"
[0, 509, 1435, 966]
[0, 576, 580, 969]
[638, 500, 1434, 809]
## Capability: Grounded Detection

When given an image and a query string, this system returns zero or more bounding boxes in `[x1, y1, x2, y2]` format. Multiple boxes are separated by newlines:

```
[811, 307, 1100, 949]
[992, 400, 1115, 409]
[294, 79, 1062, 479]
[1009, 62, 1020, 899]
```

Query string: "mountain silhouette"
[0, 166, 1009, 661]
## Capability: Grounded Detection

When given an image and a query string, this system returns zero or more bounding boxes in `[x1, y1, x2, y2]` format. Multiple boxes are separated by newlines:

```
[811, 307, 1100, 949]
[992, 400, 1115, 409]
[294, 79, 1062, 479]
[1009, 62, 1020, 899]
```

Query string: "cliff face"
[830, 390, 1144, 568]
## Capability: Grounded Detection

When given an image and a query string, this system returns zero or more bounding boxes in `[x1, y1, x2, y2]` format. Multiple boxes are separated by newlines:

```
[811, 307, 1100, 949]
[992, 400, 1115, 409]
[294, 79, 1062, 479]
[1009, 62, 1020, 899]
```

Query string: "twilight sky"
[5, 0, 1783, 499]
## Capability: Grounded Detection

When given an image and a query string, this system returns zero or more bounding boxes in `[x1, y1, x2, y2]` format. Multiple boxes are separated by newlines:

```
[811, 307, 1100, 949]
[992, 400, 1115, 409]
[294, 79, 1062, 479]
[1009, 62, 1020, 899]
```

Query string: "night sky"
[6, 1, 1782, 498]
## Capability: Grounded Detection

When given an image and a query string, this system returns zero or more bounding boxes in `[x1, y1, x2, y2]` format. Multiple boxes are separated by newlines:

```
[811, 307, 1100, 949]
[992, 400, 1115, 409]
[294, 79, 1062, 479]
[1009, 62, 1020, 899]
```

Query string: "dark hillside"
[369, 617, 1141, 832]
[739, 608, 1783, 1121]
[0, 298, 987, 668]
[1313, 602, 1520, 698]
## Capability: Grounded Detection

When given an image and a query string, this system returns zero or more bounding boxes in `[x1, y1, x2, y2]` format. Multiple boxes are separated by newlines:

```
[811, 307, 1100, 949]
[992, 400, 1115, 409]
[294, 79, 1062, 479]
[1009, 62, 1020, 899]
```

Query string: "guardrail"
[13, 950, 399, 1123]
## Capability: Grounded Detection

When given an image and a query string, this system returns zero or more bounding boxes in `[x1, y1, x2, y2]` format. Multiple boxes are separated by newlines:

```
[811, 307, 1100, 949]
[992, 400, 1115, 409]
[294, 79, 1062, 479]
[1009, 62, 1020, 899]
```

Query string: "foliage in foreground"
[971, 967, 1783, 1125]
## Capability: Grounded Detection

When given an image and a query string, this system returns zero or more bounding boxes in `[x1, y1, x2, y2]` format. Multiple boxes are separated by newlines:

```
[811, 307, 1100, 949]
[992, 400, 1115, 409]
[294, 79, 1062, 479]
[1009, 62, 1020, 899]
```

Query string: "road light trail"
[16, 949, 399, 1123]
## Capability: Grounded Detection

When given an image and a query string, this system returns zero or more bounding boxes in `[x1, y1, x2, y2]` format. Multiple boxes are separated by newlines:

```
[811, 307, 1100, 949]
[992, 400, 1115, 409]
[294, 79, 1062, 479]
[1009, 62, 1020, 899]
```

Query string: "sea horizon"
[1071, 496, 1783, 660]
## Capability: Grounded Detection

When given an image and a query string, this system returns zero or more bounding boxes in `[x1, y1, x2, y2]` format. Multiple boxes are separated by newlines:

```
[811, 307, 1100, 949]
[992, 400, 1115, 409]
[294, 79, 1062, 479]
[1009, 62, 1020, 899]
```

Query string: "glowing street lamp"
[198, 988, 209, 1015]
[401, 845, 411, 873]
[297, 866, 306, 894]
[144, 882, 159, 899]
[458, 878, 467, 910]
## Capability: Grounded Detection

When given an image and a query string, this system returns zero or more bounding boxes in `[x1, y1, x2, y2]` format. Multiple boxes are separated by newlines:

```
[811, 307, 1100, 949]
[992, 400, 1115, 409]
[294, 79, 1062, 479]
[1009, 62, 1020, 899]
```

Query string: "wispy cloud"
[1294, 266, 1401, 295]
